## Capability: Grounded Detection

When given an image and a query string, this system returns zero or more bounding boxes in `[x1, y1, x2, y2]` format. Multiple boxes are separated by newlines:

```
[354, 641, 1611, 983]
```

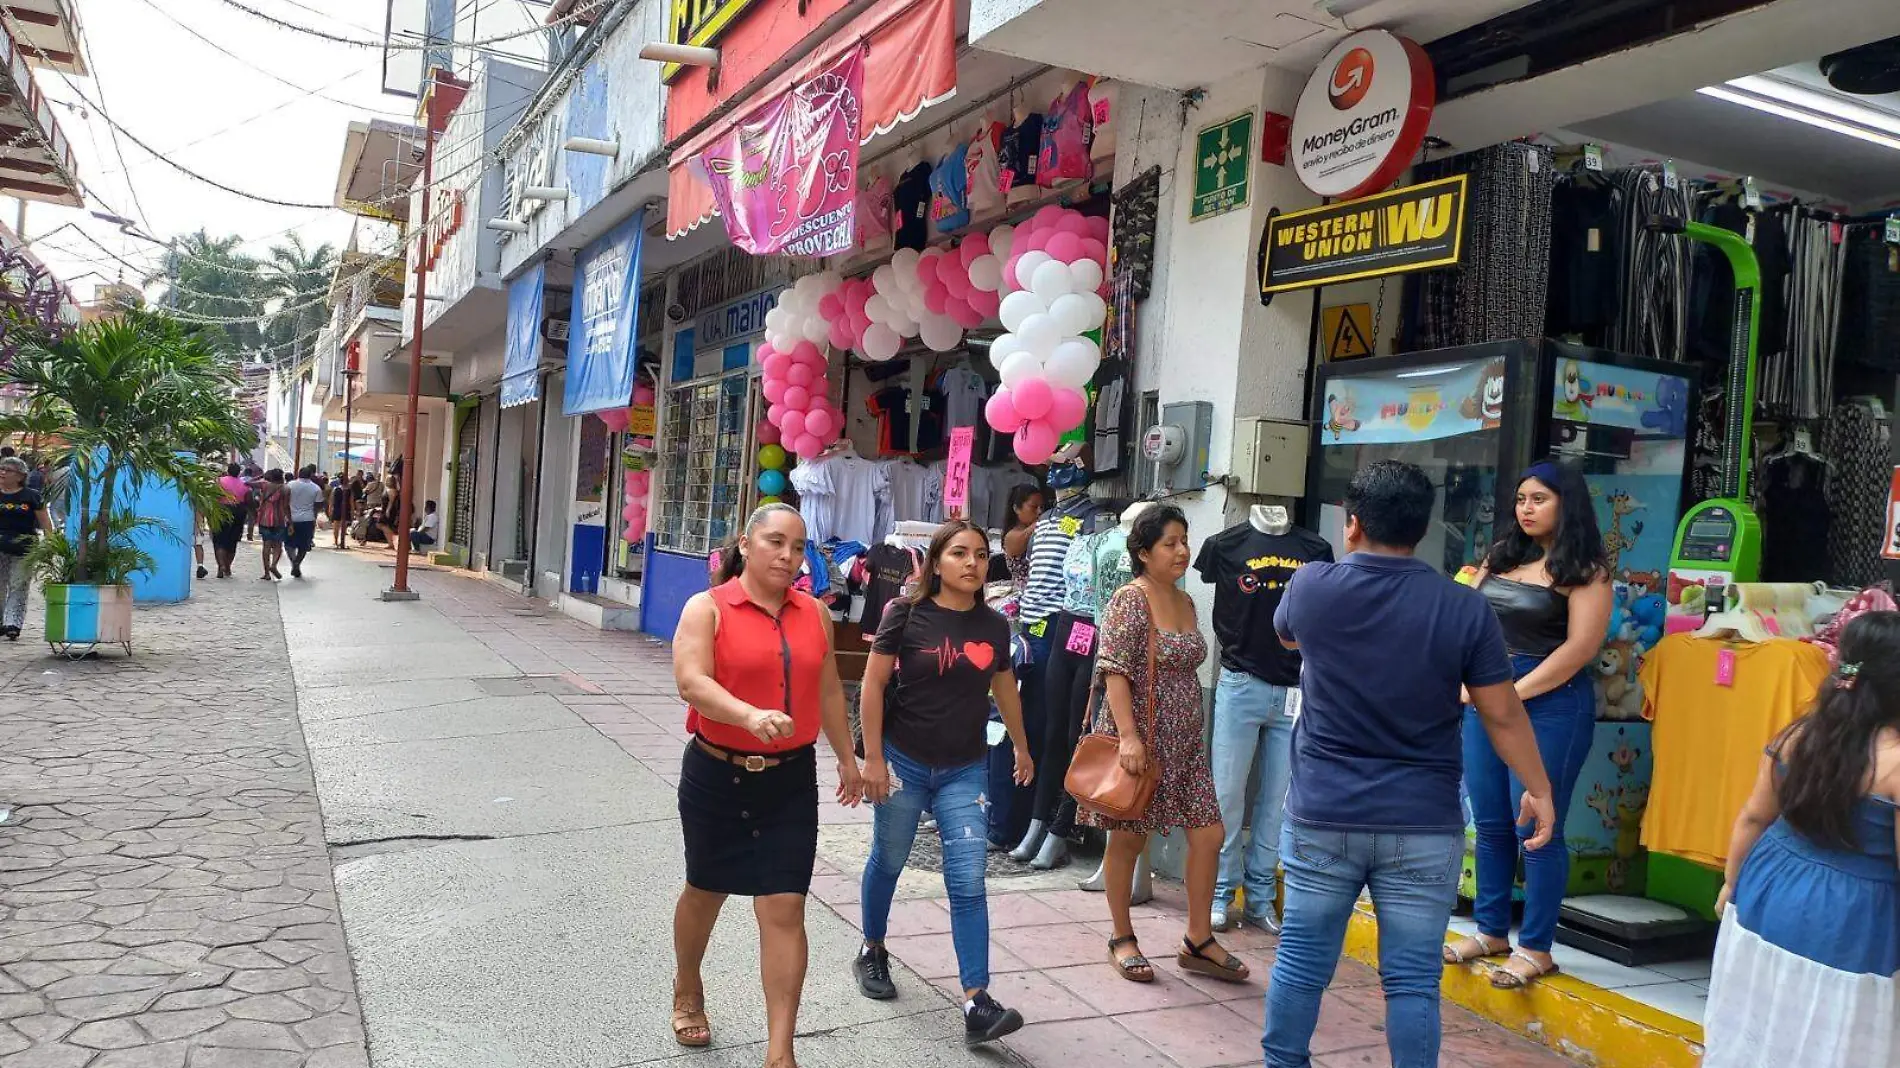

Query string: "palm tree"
[145, 230, 267, 356]
[0, 309, 257, 584]
[261, 234, 336, 370]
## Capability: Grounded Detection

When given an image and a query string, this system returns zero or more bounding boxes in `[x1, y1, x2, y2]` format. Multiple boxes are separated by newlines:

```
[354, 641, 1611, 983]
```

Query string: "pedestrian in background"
[854, 519, 1032, 1046]
[0, 456, 52, 640]
[251, 469, 291, 581]
[242, 465, 263, 541]
[211, 462, 249, 579]
[330, 475, 353, 548]
[668, 503, 864, 1068]
[1264, 461, 1554, 1068]
[284, 466, 324, 579]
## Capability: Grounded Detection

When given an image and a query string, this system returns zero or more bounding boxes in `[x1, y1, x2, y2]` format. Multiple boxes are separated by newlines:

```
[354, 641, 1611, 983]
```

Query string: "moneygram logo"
[1329, 48, 1374, 110]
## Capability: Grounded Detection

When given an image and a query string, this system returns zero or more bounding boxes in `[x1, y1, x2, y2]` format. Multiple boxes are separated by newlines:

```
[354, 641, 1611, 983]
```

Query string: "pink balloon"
[767, 404, 790, 429]
[804, 407, 837, 440]
[967, 287, 1001, 318]
[791, 340, 822, 366]
[1086, 216, 1111, 243]
[782, 386, 812, 412]
[1080, 238, 1108, 266]
[1005, 253, 1027, 290]
[763, 379, 788, 405]
[1057, 213, 1091, 237]
[941, 265, 970, 298]
[757, 419, 781, 444]
[1013, 376, 1054, 421]
[818, 293, 844, 319]
[924, 287, 949, 316]
[828, 320, 855, 350]
[779, 409, 807, 441]
[1033, 204, 1067, 228]
[948, 297, 985, 329]
[756, 342, 780, 363]
[1048, 387, 1088, 431]
[1046, 232, 1084, 264]
[1014, 421, 1059, 465]
[793, 433, 825, 459]
[762, 353, 790, 381]
[959, 232, 990, 266]
[985, 388, 1023, 432]
[916, 252, 942, 285]
[786, 362, 816, 388]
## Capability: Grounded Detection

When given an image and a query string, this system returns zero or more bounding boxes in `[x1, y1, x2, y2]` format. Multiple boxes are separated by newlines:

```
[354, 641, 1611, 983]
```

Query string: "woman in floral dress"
[1082, 504, 1248, 985]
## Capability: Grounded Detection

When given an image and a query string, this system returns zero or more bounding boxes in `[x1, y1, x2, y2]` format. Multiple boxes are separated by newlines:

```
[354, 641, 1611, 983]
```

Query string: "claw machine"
[1305, 339, 1699, 901]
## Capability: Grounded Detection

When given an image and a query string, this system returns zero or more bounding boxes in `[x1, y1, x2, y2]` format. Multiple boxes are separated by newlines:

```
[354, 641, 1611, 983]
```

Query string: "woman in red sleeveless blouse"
[670, 504, 863, 1068]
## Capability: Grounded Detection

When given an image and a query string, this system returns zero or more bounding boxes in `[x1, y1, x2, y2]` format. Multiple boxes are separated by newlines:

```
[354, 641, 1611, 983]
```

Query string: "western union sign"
[1260, 174, 1467, 295]
[665, 0, 761, 82]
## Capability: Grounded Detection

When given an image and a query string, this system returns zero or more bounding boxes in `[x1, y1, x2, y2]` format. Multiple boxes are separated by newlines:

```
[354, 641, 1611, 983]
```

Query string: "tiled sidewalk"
[405, 566, 1574, 1068]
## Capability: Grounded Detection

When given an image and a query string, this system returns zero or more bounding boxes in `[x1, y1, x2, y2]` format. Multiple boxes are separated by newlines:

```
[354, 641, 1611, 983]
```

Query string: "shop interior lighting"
[1724, 75, 1900, 137]
[1697, 80, 1900, 152]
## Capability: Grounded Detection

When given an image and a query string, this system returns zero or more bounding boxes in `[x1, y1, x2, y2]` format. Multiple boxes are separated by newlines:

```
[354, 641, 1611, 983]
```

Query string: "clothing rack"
[1609, 166, 1691, 363]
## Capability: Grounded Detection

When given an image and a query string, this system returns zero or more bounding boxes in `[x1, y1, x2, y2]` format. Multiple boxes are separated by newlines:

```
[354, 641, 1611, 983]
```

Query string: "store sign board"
[665, 0, 762, 82]
[1260, 175, 1467, 295]
[1190, 111, 1254, 221]
[693, 286, 783, 351]
[1289, 29, 1436, 200]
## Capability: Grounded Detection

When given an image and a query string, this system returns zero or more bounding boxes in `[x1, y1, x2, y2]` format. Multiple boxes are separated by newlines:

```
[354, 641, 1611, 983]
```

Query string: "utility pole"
[385, 78, 438, 603]
[341, 365, 359, 549]
[290, 371, 306, 473]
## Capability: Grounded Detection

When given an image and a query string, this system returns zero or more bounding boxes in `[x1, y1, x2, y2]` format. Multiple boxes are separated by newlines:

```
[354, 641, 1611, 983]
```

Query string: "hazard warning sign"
[1322, 303, 1374, 360]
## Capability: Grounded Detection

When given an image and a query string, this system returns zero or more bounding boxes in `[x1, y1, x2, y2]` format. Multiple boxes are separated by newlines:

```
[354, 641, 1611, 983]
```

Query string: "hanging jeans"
[1264, 825, 1464, 1068]
[1210, 669, 1295, 917]
[1462, 654, 1597, 953]
[988, 626, 1049, 846]
[0, 551, 28, 630]
[862, 742, 992, 993]
[1031, 611, 1097, 833]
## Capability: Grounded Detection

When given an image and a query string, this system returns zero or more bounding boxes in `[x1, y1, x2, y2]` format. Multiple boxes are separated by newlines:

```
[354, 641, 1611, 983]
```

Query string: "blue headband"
[1522, 461, 1563, 487]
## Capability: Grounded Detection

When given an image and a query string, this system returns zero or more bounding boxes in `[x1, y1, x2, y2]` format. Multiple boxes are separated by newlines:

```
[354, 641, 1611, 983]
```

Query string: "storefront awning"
[664, 0, 956, 242]
[500, 263, 544, 409]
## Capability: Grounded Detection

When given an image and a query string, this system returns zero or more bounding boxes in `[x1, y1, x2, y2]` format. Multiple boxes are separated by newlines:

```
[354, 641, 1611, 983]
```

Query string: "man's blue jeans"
[861, 742, 992, 993]
[1462, 656, 1596, 953]
[1263, 824, 1464, 1068]
[1210, 669, 1294, 917]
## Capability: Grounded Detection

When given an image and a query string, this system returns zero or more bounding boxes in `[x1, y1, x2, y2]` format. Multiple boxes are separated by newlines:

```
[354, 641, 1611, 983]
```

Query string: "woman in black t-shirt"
[854, 521, 1034, 1045]
[0, 456, 52, 640]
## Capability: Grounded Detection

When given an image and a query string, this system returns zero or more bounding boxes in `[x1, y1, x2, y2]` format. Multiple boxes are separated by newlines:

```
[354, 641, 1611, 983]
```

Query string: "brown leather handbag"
[1064, 583, 1162, 821]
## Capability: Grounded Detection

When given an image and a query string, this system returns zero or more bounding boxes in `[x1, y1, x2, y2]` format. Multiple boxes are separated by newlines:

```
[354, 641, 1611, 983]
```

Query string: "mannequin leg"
[1018, 614, 1092, 859]
[1031, 829, 1069, 869]
[1079, 847, 1152, 904]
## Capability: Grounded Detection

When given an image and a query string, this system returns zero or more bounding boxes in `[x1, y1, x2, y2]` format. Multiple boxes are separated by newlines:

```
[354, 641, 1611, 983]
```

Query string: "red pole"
[390, 118, 433, 597]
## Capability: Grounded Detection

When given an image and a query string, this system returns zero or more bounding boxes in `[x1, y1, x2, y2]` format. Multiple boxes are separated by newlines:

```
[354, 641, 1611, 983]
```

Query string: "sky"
[18, 0, 547, 302]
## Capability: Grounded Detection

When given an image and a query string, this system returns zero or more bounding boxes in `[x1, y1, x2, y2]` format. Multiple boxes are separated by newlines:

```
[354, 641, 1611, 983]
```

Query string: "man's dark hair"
[1345, 461, 1434, 549]
[1, 446, 15, 458]
[425, 500, 437, 511]
[225, 462, 242, 478]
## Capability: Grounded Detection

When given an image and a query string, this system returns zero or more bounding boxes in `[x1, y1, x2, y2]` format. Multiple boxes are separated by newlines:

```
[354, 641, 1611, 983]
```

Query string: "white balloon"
[862, 323, 902, 362]
[1045, 337, 1102, 390]
[801, 315, 829, 344]
[988, 333, 1026, 372]
[1050, 292, 1104, 336]
[1019, 313, 1062, 355]
[793, 273, 822, 297]
[1013, 251, 1052, 293]
[865, 294, 894, 324]
[1030, 259, 1076, 303]
[968, 255, 1003, 293]
[765, 307, 789, 334]
[890, 248, 922, 288]
[991, 224, 1015, 261]
[999, 290, 1048, 333]
[872, 264, 900, 296]
[1069, 257, 1105, 295]
[920, 314, 962, 352]
[892, 314, 920, 339]
[998, 349, 1044, 390]
[811, 270, 844, 295]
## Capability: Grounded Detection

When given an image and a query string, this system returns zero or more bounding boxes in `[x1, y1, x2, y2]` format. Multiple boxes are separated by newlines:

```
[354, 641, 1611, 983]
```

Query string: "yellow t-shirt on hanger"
[1637, 633, 1832, 867]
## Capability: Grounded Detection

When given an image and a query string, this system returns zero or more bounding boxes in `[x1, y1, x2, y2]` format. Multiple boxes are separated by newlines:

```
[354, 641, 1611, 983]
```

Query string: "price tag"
[1662, 160, 1678, 190]
[1284, 687, 1303, 722]
[1027, 619, 1048, 639]
[1583, 144, 1604, 173]
[1526, 146, 1539, 174]
[1885, 215, 1900, 245]
[1794, 427, 1814, 453]
[1715, 648, 1737, 688]
[1066, 621, 1097, 656]
[1058, 515, 1082, 536]
[1741, 176, 1762, 210]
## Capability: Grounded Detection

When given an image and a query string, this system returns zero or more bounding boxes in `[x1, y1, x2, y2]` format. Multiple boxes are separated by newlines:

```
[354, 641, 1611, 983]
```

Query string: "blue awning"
[564, 208, 645, 417]
[501, 262, 544, 409]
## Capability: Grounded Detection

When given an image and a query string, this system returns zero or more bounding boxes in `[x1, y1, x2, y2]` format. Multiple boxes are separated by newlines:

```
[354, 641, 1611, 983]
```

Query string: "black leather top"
[1478, 575, 1570, 657]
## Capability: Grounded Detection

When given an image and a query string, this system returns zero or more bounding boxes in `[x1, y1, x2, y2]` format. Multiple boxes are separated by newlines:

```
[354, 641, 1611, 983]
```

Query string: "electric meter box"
[1230, 416, 1308, 497]
[1146, 401, 1214, 494]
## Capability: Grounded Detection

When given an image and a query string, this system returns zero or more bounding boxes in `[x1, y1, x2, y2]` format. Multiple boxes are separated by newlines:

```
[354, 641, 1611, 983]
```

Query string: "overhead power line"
[210, 0, 594, 50]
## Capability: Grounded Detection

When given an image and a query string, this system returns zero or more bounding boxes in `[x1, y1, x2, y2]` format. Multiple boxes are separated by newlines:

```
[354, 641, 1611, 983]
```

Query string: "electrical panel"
[1229, 416, 1308, 497]
[1147, 401, 1213, 495]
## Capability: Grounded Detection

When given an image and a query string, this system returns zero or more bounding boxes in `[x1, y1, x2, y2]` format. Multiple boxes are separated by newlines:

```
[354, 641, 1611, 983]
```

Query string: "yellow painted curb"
[1342, 906, 1706, 1068]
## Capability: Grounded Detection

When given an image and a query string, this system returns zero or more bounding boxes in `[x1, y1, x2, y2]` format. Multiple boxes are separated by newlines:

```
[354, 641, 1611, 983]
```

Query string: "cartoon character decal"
[1324, 390, 1362, 441]
[1599, 490, 1645, 573]
[1459, 358, 1509, 429]
[1641, 375, 1691, 438]
[1551, 359, 1593, 422]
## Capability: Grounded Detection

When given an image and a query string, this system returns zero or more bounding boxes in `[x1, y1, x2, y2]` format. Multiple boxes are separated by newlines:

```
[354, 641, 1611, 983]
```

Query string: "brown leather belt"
[693, 737, 807, 772]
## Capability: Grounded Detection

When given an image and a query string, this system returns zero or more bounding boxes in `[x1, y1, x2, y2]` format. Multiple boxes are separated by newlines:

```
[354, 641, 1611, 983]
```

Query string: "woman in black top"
[1447, 461, 1612, 987]
[0, 456, 52, 640]
[854, 520, 1034, 1045]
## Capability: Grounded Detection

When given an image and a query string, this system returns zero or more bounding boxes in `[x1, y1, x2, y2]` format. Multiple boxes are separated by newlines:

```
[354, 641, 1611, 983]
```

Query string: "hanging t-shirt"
[0, 487, 41, 555]
[930, 142, 972, 235]
[985, 466, 1040, 532]
[858, 174, 895, 249]
[1638, 634, 1832, 867]
[1039, 82, 1094, 186]
[937, 366, 989, 431]
[860, 543, 920, 637]
[893, 162, 934, 251]
[1000, 114, 1043, 195]
[867, 386, 944, 454]
[1759, 452, 1831, 583]
[1194, 523, 1334, 686]
[965, 122, 1005, 213]
[875, 597, 1013, 767]
[881, 459, 931, 525]
[1060, 530, 1102, 618]
[1093, 373, 1126, 475]
[789, 453, 889, 547]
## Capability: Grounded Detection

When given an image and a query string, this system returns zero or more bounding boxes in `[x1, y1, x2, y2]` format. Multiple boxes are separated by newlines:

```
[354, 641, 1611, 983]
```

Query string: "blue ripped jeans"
[1211, 669, 1295, 916]
[861, 742, 992, 992]
[1462, 653, 1596, 952]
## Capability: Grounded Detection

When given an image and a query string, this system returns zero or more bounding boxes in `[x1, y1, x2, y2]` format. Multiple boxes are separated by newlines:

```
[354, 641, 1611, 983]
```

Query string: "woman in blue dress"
[1704, 610, 1900, 1067]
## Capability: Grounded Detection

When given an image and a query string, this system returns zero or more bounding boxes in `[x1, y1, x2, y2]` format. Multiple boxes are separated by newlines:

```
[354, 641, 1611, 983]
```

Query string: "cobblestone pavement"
[0, 577, 369, 1068]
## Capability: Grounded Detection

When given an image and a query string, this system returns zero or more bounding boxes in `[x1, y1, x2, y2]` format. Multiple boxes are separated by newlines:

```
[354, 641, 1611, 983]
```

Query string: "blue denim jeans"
[862, 742, 992, 992]
[1211, 669, 1294, 915]
[1462, 654, 1596, 952]
[1264, 824, 1464, 1068]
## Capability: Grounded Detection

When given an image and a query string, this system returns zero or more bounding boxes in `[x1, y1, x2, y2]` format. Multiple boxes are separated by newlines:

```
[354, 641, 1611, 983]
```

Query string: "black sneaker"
[196, 565, 208, 579]
[854, 945, 896, 1000]
[963, 991, 1023, 1046]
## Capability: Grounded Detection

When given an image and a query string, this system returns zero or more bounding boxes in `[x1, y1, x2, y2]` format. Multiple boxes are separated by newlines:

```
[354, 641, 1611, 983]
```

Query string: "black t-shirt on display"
[893, 162, 934, 250]
[859, 543, 919, 637]
[1193, 523, 1333, 686]
[0, 488, 42, 555]
[1002, 115, 1044, 191]
[874, 598, 1012, 768]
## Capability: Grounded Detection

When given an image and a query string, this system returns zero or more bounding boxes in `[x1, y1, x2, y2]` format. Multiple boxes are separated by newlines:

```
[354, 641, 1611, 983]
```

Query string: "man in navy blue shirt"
[1264, 461, 1554, 1068]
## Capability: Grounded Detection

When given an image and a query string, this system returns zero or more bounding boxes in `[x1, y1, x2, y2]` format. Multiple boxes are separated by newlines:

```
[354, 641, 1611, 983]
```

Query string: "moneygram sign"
[1290, 30, 1435, 200]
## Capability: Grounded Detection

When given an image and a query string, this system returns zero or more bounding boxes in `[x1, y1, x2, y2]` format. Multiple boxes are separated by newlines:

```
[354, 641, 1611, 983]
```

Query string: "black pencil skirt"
[678, 740, 819, 897]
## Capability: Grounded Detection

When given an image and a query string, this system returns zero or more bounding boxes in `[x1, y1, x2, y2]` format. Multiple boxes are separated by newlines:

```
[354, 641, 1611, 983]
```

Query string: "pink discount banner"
[943, 425, 974, 519]
[695, 47, 864, 258]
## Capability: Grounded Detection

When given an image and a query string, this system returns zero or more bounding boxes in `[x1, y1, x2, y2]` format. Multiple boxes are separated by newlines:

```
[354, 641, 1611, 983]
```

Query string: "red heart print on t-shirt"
[962, 642, 994, 671]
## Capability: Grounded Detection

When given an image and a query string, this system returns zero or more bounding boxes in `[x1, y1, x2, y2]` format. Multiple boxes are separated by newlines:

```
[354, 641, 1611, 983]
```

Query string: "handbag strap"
[1131, 580, 1162, 751]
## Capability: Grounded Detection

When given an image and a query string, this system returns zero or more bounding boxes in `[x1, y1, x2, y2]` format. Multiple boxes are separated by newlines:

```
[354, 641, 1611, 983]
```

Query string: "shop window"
[656, 369, 755, 558]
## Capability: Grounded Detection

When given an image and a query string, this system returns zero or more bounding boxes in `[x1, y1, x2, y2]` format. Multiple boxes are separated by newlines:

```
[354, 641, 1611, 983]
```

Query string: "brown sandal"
[1442, 933, 1510, 965]
[672, 992, 711, 1047]
[1177, 935, 1250, 982]
[1108, 935, 1154, 983]
[1490, 949, 1560, 989]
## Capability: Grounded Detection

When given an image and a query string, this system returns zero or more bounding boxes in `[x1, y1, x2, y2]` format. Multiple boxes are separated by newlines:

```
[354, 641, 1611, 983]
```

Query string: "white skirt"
[1703, 906, 1900, 1067]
